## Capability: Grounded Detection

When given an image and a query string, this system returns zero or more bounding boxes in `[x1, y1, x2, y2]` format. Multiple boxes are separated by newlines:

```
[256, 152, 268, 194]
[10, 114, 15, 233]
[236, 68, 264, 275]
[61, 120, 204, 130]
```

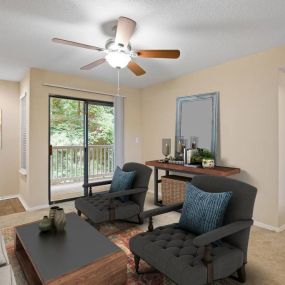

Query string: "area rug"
[1, 224, 237, 285]
[1, 224, 171, 285]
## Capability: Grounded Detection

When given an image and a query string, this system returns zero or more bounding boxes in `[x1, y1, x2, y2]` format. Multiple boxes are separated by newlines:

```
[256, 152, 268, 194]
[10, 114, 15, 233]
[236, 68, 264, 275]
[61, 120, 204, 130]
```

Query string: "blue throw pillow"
[109, 166, 136, 202]
[179, 183, 232, 235]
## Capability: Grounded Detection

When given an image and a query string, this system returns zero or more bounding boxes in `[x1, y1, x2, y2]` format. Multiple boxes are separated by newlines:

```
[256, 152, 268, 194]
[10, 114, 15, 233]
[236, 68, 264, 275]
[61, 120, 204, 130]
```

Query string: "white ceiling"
[0, 0, 285, 88]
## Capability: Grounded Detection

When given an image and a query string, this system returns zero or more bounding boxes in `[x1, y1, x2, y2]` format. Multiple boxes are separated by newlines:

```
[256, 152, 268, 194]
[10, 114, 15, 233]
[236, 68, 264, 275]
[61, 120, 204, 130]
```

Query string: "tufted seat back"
[122, 162, 152, 212]
[191, 175, 257, 262]
[122, 162, 152, 189]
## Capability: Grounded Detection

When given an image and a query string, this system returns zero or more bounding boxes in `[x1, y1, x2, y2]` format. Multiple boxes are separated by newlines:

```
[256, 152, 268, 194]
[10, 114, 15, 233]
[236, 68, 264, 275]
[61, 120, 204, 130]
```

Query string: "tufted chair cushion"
[129, 224, 244, 285]
[75, 195, 140, 224]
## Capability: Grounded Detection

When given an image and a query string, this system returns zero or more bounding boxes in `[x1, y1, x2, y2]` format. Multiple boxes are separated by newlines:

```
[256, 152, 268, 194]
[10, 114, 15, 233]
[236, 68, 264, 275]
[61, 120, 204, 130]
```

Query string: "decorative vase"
[49, 206, 60, 226]
[202, 159, 215, 168]
[184, 148, 195, 165]
[39, 216, 52, 232]
[162, 138, 171, 162]
[54, 208, 66, 231]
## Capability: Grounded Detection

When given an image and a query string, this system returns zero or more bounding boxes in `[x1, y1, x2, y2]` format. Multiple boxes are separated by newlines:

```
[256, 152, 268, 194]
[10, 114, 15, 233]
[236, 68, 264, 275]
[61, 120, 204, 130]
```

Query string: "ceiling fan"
[52, 16, 180, 76]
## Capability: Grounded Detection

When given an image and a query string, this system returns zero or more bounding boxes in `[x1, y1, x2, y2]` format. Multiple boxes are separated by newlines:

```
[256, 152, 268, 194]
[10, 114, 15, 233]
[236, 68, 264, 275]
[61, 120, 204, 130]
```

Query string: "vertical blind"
[20, 93, 27, 171]
[114, 96, 124, 167]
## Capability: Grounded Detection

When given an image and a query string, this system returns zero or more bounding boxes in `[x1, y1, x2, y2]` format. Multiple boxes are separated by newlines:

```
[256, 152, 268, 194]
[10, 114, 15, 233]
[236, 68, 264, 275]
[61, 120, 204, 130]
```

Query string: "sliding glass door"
[49, 97, 85, 202]
[86, 102, 114, 194]
[49, 96, 114, 203]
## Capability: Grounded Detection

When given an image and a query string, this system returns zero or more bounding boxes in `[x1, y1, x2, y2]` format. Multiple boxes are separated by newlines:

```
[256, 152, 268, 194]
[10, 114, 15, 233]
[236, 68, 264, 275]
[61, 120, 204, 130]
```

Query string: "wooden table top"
[15, 213, 122, 283]
[145, 160, 240, 177]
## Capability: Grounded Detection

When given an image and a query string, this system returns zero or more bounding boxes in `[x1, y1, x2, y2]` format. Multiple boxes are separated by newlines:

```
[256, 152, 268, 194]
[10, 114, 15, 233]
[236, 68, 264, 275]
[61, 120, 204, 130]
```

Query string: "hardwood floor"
[0, 198, 25, 217]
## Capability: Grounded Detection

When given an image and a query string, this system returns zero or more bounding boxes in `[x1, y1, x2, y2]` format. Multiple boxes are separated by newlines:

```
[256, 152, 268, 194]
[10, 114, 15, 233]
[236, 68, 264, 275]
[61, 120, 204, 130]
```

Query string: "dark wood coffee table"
[15, 213, 127, 285]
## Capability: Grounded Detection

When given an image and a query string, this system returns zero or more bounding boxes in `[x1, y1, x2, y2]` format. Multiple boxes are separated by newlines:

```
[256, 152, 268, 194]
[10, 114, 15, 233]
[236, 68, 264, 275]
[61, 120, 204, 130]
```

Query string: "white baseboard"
[148, 188, 154, 194]
[279, 223, 285, 232]
[254, 220, 285, 233]
[0, 194, 48, 212]
[17, 195, 49, 212]
[27, 204, 50, 212]
[0, 195, 19, 201]
[17, 195, 29, 211]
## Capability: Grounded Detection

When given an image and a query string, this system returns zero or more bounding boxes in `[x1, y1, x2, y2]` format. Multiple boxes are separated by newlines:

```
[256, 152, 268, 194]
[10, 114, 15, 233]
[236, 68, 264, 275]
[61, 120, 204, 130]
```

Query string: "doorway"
[48, 95, 114, 203]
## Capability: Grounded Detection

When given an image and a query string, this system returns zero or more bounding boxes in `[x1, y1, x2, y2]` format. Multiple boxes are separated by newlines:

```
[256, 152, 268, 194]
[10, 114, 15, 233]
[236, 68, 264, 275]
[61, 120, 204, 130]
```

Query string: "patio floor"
[50, 181, 110, 201]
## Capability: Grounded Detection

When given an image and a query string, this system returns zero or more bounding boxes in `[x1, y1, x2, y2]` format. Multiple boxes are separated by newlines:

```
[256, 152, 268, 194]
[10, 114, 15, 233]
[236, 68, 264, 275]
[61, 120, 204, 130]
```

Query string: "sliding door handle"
[49, 145, 53, 156]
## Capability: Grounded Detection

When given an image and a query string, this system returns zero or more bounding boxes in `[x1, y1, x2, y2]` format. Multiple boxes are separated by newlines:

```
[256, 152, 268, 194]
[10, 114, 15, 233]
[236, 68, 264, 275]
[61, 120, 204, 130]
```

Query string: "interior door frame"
[48, 94, 114, 205]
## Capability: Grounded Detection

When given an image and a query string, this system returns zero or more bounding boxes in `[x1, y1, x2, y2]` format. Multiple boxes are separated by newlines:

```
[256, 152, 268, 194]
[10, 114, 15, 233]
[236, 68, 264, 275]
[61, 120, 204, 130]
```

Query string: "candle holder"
[175, 136, 187, 160]
[162, 138, 171, 162]
[190, 136, 199, 149]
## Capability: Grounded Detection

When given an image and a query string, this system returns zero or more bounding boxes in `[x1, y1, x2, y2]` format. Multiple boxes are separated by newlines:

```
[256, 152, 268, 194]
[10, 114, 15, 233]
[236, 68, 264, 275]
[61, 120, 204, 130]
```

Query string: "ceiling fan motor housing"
[105, 38, 131, 52]
[105, 39, 133, 69]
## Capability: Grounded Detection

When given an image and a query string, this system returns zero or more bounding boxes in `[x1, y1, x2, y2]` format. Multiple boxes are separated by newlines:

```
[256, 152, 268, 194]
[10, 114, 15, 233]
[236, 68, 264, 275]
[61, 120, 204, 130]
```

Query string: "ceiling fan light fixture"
[52, 16, 180, 76]
[105, 50, 131, 69]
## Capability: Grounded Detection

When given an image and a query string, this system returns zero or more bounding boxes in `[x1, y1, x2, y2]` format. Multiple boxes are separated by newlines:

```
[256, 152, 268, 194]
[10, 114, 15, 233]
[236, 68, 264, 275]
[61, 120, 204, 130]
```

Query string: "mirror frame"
[175, 92, 219, 159]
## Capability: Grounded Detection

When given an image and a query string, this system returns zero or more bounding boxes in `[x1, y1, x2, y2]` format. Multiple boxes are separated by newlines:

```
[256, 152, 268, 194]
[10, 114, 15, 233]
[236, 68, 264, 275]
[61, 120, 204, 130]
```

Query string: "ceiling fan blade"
[52, 38, 104, 52]
[137, 50, 180, 59]
[127, 61, 146, 76]
[80, 58, 106, 70]
[115, 17, 136, 48]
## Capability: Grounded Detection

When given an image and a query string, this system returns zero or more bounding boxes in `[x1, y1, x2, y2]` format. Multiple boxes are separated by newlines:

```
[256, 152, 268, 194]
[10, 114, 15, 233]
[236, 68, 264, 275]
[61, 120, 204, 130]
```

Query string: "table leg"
[154, 168, 159, 205]
[15, 233, 42, 285]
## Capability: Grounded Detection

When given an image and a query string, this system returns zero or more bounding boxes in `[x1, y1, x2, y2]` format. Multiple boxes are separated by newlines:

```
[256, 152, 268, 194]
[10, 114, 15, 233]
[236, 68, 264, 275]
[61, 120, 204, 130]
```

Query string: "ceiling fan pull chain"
[117, 68, 120, 96]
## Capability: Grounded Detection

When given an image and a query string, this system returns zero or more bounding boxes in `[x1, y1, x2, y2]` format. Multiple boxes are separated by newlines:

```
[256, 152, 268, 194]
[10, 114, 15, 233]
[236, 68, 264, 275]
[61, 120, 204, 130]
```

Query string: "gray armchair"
[75, 162, 152, 225]
[129, 175, 257, 285]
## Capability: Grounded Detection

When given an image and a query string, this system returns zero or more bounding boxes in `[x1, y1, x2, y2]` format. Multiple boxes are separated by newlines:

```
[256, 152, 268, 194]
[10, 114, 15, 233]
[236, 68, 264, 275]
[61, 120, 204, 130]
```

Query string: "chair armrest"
[95, 188, 147, 199]
[193, 220, 253, 247]
[93, 190, 109, 195]
[140, 203, 183, 219]
[83, 180, 112, 188]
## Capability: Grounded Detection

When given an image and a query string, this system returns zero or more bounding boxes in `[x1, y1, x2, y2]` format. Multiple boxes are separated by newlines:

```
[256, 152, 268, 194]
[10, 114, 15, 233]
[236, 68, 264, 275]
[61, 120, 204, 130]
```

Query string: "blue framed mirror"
[175, 92, 219, 159]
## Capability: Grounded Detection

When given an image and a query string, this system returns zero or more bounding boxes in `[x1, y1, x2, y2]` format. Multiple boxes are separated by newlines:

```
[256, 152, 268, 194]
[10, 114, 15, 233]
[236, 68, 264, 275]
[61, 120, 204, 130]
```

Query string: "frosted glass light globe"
[105, 51, 131, 69]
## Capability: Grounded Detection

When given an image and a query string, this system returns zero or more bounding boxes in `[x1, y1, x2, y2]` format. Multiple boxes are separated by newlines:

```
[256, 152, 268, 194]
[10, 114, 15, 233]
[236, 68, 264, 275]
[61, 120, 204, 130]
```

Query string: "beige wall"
[278, 71, 285, 226]
[19, 68, 141, 208]
[141, 45, 285, 228]
[0, 80, 20, 197]
[19, 71, 30, 206]
[12, 45, 285, 228]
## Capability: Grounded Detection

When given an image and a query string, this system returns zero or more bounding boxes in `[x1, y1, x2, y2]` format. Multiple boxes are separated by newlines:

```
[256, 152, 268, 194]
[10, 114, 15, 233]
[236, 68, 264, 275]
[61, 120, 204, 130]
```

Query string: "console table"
[145, 160, 240, 206]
